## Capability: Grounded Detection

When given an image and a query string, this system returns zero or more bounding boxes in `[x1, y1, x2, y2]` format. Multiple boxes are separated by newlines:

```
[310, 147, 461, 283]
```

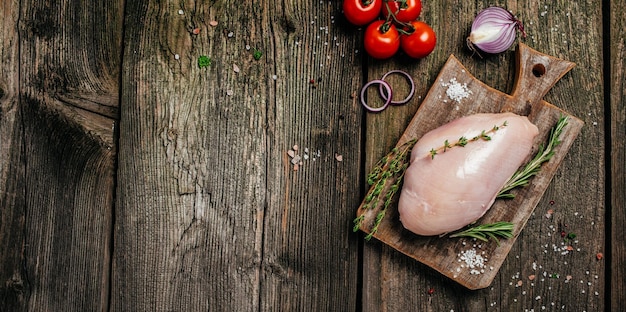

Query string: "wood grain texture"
[114, 1, 361, 310]
[0, 0, 122, 311]
[0, 1, 26, 310]
[362, 0, 606, 310]
[610, 0, 625, 310]
[0, 0, 617, 310]
[113, 1, 264, 309]
[259, 1, 362, 311]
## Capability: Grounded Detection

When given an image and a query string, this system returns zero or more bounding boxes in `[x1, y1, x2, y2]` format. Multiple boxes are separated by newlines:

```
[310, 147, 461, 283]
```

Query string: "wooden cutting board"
[356, 43, 584, 290]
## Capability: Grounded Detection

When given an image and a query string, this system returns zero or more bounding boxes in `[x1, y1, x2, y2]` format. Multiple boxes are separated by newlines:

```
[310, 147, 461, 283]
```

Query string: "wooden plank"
[114, 0, 362, 309]
[258, 1, 362, 311]
[610, 0, 626, 309]
[113, 1, 265, 309]
[361, 0, 605, 310]
[0, 1, 26, 310]
[0, 0, 122, 311]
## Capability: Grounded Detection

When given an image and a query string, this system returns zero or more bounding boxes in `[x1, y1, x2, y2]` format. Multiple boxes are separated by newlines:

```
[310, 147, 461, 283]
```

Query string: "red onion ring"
[360, 79, 392, 113]
[379, 70, 415, 105]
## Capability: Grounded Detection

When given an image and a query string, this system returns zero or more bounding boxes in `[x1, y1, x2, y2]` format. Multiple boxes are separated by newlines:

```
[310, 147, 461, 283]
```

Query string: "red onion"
[360, 79, 392, 113]
[379, 70, 415, 105]
[467, 7, 525, 55]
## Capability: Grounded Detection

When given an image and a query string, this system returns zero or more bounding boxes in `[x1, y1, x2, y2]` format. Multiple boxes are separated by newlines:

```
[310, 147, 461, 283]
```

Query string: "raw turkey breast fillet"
[398, 112, 539, 236]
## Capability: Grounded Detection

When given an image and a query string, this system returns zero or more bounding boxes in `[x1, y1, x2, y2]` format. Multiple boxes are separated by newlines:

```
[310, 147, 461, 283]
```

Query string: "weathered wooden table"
[0, 0, 623, 311]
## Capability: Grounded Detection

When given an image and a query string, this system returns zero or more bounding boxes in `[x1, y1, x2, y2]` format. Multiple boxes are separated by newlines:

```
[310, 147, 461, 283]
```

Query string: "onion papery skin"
[468, 7, 521, 54]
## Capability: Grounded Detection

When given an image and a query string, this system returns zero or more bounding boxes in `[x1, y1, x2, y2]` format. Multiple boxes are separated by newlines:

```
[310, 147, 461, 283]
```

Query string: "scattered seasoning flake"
[442, 78, 472, 103]
[528, 274, 536, 281]
[233, 64, 240, 73]
[192, 28, 200, 35]
[291, 155, 301, 165]
[178, 9, 184, 15]
[335, 154, 343, 162]
[253, 49, 263, 60]
[174, 54, 180, 60]
[198, 55, 211, 68]
[287, 150, 295, 158]
[209, 20, 218, 27]
[596, 252, 603, 260]
[458, 248, 487, 275]
[427, 288, 435, 295]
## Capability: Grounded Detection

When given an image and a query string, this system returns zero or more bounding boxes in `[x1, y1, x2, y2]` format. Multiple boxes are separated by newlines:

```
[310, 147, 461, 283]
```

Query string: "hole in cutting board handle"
[532, 64, 546, 77]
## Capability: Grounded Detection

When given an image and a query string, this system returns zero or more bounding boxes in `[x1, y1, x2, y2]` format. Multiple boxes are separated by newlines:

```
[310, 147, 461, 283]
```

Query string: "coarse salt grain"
[442, 78, 472, 103]
[290, 155, 301, 165]
[458, 248, 486, 274]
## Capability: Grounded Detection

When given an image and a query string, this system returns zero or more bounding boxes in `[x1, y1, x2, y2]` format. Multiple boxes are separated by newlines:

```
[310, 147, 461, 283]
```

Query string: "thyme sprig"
[429, 121, 508, 159]
[353, 138, 417, 240]
[497, 116, 568, 199]
[449, 221, 514, 245]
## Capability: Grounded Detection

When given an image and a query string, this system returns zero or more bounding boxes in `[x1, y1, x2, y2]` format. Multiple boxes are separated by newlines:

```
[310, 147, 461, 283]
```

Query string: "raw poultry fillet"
[398, 112, 539, 236]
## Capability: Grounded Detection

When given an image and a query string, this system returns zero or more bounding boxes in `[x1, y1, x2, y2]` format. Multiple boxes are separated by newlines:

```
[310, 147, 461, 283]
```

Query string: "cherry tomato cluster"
[343, 0, 436, 59]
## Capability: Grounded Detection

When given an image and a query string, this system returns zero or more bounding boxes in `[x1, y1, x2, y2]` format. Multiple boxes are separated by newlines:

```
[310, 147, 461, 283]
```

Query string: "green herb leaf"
[353, 138, 417, 238]
[429, 121, 506, 159]
[253, 49, 263, 60]
[198, 55, 212, 68]
[449, 221, 514, 245]
[497, 116, 568, 199]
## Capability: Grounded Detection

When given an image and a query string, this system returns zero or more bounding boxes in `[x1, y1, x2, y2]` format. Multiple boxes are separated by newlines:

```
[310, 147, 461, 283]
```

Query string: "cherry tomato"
[343, 0, 382, 26]
[364, 20, 400, 59]
[400, 21, 436, 59]
[382, 0, 422, 23]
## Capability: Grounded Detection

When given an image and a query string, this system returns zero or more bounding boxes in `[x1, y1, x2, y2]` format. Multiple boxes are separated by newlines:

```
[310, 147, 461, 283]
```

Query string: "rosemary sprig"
[497, 116, 568, 199]
[353, 138, 417, 240]
[449, 221, 514, 245]
[429, 121, 507, 159]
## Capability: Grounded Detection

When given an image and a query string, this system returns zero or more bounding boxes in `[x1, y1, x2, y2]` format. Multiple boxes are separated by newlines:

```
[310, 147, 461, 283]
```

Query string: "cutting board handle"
[508, 43, 575, 109]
